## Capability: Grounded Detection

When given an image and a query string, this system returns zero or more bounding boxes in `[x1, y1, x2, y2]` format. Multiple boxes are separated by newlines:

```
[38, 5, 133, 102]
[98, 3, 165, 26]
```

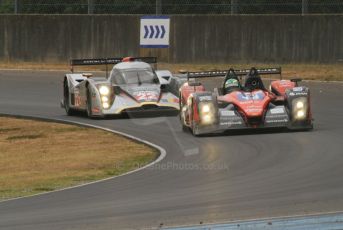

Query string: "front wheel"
[86, 88, 94, 118]
[64, 79, 76, 116]
[191, 121, 200, 136]
[181, 113, 189, 132]
[179, 93, 183, 121]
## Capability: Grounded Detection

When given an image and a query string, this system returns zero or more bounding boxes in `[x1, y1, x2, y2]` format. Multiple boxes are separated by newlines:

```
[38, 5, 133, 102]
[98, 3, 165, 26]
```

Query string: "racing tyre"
[191, 121, 200, 136]
[181, 115, 189, 132]
[64, 79, 76, 116]
[179, 93, 183, 121]
[86, 87, 94, 118]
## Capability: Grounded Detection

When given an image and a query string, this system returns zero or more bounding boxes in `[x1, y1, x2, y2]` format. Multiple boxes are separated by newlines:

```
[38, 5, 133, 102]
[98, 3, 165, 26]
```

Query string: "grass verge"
[0, 61, 342, 81]
[0, 117, 158, 200]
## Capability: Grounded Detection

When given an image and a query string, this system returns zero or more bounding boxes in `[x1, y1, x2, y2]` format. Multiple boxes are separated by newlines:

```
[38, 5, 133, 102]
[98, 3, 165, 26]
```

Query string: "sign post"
[140, 16, 170, 48]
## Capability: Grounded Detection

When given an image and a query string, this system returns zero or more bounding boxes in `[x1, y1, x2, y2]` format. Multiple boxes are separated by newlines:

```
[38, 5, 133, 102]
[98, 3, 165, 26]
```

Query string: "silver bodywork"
[62, 61, 180, 117]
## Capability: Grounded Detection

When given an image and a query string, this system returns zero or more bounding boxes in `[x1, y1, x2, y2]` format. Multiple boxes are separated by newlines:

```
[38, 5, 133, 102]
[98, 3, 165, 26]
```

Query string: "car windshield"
[119, 68, 159, 85]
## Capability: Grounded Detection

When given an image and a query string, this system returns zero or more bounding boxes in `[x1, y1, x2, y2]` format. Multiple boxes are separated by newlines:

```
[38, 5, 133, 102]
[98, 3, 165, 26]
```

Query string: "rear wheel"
[64, 79, 76, 116]
[179, 93, 183, 121]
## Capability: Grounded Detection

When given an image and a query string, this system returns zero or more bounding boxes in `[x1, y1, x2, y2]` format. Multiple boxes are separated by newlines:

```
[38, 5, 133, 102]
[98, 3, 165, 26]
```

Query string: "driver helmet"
[224, 78, 241, 92]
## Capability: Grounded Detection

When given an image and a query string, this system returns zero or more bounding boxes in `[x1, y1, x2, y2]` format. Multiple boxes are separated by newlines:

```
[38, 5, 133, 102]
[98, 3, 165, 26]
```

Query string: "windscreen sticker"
[236, 91, 265, 101]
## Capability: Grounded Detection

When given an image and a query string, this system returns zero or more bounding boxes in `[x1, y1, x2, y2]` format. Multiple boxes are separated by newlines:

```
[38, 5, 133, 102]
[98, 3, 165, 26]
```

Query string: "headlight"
[102, 102, 110, 109]
[99, 86, 110, 96]
[296, 110, 305, 118]
[199, 102, 215, 125]
[292, 97, 308, 120]
[201, 104, 211, 113]
[202, 114, 212, 123]
[296, 101, 304, 109]
[101, 96, 109, 102]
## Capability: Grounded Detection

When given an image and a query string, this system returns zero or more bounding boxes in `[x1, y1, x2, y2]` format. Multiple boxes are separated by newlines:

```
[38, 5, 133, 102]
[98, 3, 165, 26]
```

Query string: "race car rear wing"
[70, 58, 122, 66]
[70, 57, 158, 75]
[187, 67, 282, 81]
[70, 56, 157, 66]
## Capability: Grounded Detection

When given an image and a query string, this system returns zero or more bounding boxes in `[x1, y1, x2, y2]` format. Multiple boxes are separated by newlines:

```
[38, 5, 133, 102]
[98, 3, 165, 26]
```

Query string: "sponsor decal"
[168, 98, 179, 103]
[245, 105, 263, 113]
[237, 101, 252, 104]
[266, 114, 288, 118]
[246, 108, 262, 113]
[293, 92, 308, 96]
[220, 110, 236, 116]
[270, 107, 285, 114]
[224, 79, 239, 88]
[133, 91, 159, 102]
[293, 87, 304, 92]
[220, 121, 242, 126]
[236, 91, 265, 101]
[265, 119, 288, 123]
[130, 86, 158, 91]
[198, 95, 212, 101]
[75, 94, 81, 107]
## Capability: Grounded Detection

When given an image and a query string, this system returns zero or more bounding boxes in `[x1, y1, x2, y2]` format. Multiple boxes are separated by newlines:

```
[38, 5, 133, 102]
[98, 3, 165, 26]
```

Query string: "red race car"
[179, 67, 313, 136]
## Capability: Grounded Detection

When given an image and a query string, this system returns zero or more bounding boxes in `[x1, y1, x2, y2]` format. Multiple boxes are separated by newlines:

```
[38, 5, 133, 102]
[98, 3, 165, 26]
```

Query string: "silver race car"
[61, 57, 180, 118]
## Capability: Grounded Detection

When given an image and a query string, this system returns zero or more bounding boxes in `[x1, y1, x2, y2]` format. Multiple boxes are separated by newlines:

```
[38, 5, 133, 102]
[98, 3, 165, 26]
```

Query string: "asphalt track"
[0, 70, 343, 230]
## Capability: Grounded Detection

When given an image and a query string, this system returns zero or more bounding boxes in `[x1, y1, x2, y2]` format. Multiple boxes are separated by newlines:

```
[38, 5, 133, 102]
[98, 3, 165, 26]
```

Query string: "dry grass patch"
[158, 63, 343, 81]
[0, 117, 158, 200]
[1, 61, 342, 81]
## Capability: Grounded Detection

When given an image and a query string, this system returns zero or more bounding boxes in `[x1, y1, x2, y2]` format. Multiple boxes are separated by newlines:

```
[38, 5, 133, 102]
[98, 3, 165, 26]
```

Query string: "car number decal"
[133, 91, 158, 102]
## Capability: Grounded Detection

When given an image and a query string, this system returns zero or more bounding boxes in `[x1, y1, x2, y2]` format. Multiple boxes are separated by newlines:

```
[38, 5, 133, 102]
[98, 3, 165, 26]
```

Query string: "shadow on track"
[73, 110, 179, 120]
[182, 126, 313, 138]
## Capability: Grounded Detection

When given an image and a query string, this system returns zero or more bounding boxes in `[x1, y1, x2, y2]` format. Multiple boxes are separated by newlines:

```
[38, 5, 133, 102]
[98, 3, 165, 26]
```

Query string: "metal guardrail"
[163, 212, 343, 230]
[1, 0, 343, 15]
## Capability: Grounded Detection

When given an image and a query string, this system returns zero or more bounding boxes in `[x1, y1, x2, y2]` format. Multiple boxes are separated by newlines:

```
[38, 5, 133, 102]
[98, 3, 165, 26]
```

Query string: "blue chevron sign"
[140, 16, 170, 48]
